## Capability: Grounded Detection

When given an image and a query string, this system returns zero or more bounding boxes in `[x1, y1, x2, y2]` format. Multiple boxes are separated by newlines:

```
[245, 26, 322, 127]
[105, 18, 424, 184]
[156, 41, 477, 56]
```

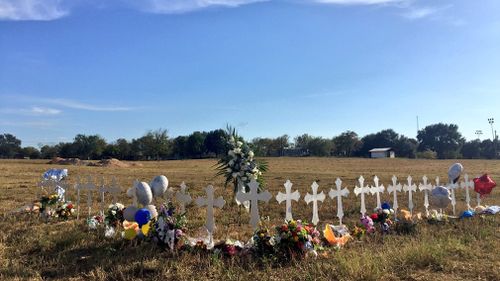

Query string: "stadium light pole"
[488, 118, 497, 158]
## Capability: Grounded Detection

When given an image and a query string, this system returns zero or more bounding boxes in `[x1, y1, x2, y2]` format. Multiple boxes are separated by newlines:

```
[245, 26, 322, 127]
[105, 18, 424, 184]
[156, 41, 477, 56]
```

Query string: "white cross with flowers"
[98, 177, 121, 216]
[75, 175, 96, 219]
[195, 185, 225, 247]
[354, 176, 370, 216]
[403, 175, 417, 216]
[276, 180, 300, 221]
[236, 179, 272, 229]
[328, 178, 349, 225]
[387, 175, 402, 218]
[176, 181, 192, 214]
[304, 181, 326, 225]
[418, 175, 433, 216]
[370, 176, 385, 209]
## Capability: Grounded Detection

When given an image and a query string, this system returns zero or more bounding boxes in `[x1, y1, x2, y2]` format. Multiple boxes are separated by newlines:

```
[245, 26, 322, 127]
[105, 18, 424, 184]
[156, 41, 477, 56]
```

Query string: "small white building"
[369, 147, 395, 158]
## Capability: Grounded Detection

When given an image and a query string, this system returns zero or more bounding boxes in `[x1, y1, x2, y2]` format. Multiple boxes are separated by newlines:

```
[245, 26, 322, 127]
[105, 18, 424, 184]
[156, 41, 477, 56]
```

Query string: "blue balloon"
[381, 202, 391, 210]
[135, 208, 151, 226]
[460, 210, 474, 219]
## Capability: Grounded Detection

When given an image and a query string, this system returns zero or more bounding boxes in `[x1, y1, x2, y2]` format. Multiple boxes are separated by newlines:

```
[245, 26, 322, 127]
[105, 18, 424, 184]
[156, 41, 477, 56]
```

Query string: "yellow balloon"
[123, 228, 137, 240]
[141, 222, 151, 236]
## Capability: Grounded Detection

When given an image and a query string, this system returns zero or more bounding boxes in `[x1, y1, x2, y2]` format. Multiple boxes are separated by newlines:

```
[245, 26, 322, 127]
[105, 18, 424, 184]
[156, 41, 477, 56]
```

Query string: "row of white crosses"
[74, 175, 122, 220]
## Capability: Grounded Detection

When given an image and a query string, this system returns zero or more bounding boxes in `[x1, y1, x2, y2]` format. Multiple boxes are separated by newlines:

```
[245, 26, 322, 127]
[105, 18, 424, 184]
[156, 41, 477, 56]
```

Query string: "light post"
[488, 118, 497, 158]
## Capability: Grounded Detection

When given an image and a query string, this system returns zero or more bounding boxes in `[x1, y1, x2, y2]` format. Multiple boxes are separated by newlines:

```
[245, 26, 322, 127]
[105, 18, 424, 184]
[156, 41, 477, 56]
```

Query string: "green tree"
[40, 145, 59, 159]
[171, 136, 188, 159]
[462, 140, 482, 159]
[73, 134, 107, 160]
[20, 146, 41, 159]
[0, 133, 21, 158]
[186, 131, 207, 158]
[417, 123, 464, 159]
[204, 129, 228, 157]
[333, 131, 362, 157]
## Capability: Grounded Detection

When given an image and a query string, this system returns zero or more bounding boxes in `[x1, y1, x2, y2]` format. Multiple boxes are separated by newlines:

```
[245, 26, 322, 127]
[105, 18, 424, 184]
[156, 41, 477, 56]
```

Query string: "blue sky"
[1, 0, 499, 147]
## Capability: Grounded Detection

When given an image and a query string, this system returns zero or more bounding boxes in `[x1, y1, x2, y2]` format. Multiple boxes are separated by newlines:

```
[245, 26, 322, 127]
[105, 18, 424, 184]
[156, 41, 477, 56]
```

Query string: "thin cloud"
[0, 120, 55, 128]
[0, 0, 69, 21]
[0, 106, 62, 116]
[138, 0, 268, 14]
[48, 98, 134, 112]
[401, 6, 438, 20]
[313, 0, 405, 5]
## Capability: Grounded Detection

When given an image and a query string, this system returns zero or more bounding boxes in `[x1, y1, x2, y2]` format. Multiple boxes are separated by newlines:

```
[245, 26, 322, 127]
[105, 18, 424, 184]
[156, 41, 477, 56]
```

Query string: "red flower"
[370, 213, 378, 221]
[67, 204, 73, 209]
[281, 224, 288, 232]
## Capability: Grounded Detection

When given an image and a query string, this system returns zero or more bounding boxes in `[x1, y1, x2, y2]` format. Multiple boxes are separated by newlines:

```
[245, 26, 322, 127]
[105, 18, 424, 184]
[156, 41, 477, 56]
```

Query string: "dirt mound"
[48, 157, 87, 165]
[88, 158, 141, 168]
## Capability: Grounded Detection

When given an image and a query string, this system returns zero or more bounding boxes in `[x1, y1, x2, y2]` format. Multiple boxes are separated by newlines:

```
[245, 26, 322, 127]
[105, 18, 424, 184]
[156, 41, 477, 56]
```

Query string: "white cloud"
[139, 0, 267, 14]
[314, 0, 405, 5]
[30, 106, 61, 115]
[0, 106, 61, 115]
[0, 0, 69, 21]
[401, 6, 437, 20]
[47, 98, 134, 112]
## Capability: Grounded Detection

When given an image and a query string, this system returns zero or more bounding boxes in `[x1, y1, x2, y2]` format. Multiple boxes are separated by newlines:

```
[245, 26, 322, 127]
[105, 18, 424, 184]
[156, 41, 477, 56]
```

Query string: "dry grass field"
[0, 158, 499, 280]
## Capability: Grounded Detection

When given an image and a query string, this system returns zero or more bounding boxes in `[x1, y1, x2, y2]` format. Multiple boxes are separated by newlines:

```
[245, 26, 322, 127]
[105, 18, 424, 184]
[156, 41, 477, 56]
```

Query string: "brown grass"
[0, 158, 499, 280]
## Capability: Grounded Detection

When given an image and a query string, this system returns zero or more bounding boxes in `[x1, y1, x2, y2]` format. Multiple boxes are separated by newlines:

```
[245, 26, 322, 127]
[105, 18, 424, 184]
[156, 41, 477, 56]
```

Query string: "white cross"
[195, 185, 225, 247]
[276, 179, 300, 221]
[460, 174, 473, 210]
[98, 177, 121, 216]
[37, 179, 57, 201]
[403, 175, 417, 216]
[304, 181, 326, 225]
[176, 181, 192, 214]
[354, 176, 370, 216]
[435, 176, 440, 186]
[447, 182, 458, 216]
[370, 176, 385, 209]
[418, 175, 433, 216]
[236, 179, 272, 229]
[76, 175, 96, 219]
[387, 175, 402, 219]
[329, 178, 349, 225]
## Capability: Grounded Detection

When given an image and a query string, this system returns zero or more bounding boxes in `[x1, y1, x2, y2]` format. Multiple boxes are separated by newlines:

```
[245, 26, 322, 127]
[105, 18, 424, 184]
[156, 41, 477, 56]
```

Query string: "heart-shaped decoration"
[473, 174, 496, 198]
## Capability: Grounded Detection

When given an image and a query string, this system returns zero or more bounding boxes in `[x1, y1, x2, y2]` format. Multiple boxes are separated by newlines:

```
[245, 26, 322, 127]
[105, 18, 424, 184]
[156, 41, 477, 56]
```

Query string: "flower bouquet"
[274, 220, 321, 259]
[104, 203, 125, 228]
[39, 194, 59, 215]
[54, 202, 74, 220]
[150, 202, 187, 250]
[250, 225, 275, 258]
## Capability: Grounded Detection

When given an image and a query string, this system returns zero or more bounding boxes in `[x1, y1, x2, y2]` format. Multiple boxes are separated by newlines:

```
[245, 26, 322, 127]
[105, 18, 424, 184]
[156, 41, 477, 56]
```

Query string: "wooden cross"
[304, 181, 326, 225]
[75, 175, 96, 219]
[328, 178, 349, 225]
[176, 181, 192, 214]
[98, 177, 121, 216]
[460, 174, 473, 210]
[370, 176, 385, 209]
[275, 179, 300, 221]
[387, 175, 402, 219]
[236, 179, 272, 229]
[403, 175, 417, 216]
[418, 175, 433, 216]
[447, 181, 458, 216]
[354, 176, 370, 216]
[195, 185, 225, 247]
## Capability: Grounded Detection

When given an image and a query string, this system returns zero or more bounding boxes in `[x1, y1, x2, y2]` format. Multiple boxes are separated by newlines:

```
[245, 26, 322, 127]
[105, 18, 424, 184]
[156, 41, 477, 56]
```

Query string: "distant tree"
[417, 123, 464, 159]
[358, 129, 400, 157]
[250, 138, 273, 157]
[333, 131, 362, 157]
[115, 138, 132, 160]
[274, 135, 290, 156]
[73, 134, 107, 160]
[480, 139, 496, 159]
[461, 140, 482, 159]
[102, 143, 121, 159]
[171, 136, 189, 159]
[58, 142, 77, 158]
[186, 131, 207, 158]
[40, 145, 59, 159]
[20, 146, 41, 159]
[308, 137, 334, 157]
[136, 129, 170, 160]
[294, 134, 313, 151]
[0, 133, 22, 158]
[204, 129, 228, 157]
[396, 136, 418, 158]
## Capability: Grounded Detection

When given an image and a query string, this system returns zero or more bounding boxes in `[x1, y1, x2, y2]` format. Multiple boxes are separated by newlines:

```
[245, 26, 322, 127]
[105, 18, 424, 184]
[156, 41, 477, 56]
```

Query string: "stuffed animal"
[360, 215, 375, 233]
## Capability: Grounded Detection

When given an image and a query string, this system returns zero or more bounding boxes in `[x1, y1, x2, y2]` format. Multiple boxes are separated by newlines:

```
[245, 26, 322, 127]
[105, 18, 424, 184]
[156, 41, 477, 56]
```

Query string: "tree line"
[0, 123, 498, 160]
